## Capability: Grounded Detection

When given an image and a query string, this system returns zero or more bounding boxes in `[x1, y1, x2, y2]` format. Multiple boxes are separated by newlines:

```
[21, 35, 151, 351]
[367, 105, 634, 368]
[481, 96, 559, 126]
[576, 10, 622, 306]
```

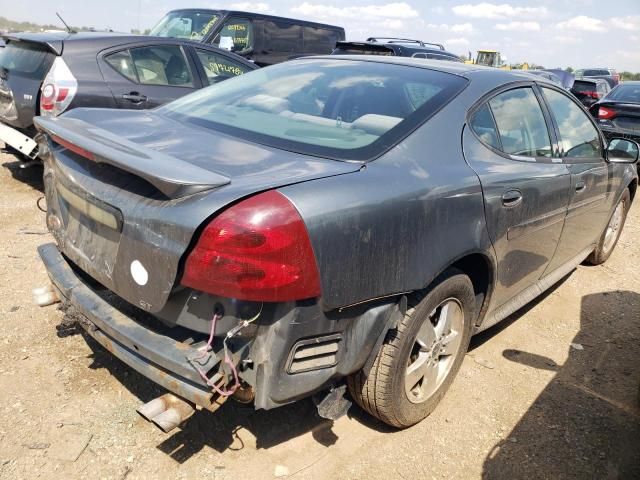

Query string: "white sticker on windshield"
[219, 36, 234, 51]
[130, 260, 149, 286]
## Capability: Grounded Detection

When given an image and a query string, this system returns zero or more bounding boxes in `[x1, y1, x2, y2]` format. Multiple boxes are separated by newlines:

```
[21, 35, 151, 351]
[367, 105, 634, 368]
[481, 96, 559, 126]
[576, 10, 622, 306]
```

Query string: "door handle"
[575, 181, 586, 193]
[121, 92, 147, 103]
[502, 190, 523, 207]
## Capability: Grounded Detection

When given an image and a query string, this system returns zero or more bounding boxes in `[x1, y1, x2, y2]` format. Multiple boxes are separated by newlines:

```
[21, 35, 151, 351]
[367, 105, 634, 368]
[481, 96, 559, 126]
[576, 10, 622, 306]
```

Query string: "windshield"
[0, 41, 54, 79]
[149, 11, 220, 41]
[158, 59, 467, 161]
[606, 84, 640, 103]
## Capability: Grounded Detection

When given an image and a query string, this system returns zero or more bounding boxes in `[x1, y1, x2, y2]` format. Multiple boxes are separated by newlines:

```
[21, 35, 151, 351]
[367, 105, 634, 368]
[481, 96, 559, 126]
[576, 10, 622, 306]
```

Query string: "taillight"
[582, 91, 599, 99]
[40, 57, 77, 117]
[598, 107, 616, 120]
[181, 190, 321, 302]
[50, 135, 95, 160]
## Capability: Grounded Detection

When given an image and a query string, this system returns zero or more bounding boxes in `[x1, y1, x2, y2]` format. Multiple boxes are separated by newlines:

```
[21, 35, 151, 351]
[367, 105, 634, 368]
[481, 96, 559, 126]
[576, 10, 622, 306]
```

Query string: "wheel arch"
[628, 177, 637, 203]
[449, 252, 495, 327]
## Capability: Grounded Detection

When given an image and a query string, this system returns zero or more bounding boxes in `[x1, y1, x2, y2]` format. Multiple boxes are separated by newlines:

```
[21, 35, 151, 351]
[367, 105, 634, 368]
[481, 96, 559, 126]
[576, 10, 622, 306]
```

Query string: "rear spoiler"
[2, 34, 66, 55]
[34, 116, 231, 199]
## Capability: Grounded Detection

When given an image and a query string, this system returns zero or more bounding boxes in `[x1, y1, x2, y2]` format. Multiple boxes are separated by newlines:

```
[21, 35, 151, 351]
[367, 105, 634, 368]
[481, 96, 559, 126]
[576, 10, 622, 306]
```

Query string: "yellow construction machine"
[465, 50, 528, 70]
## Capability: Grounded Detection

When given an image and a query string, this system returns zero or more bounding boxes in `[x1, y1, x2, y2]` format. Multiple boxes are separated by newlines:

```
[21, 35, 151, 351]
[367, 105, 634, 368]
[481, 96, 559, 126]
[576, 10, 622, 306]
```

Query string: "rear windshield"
[583, 69, 610, 76]
[572, 81, 597, 93]
[149, 11, 220, 40]
[606, 84, 640, 103]
[0, 41, 54, 79]
[159, 59, 468, 161]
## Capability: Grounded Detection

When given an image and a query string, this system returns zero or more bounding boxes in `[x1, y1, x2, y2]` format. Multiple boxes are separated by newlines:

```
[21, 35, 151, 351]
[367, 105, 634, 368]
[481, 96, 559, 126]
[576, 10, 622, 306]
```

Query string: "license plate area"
[56, 181, 123, 278]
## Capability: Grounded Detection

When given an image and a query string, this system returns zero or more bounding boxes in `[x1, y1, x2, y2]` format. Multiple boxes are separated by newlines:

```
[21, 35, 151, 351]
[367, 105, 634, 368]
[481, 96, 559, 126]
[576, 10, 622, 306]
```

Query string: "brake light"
[598, 107, 616, 120]
[582, 91, 599, 99]
[181, 190, 321, 302]
[50, 135, 95, 160]
[40, 57, 77, 117]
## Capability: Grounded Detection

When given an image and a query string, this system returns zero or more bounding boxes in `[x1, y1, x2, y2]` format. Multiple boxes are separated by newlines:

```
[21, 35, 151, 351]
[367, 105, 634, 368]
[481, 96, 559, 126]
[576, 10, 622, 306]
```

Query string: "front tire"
[586, 189, 630, 265]
[347, 269, 475, 428]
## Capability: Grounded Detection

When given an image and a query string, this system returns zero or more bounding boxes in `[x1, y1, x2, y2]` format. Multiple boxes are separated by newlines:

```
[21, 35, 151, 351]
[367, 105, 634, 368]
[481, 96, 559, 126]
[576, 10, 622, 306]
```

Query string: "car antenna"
[56, 12, 76, 34]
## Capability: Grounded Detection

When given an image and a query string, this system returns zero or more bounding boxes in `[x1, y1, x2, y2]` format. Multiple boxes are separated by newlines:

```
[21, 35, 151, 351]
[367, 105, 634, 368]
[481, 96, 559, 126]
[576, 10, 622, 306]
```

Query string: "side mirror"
[606, 138, 640, 164]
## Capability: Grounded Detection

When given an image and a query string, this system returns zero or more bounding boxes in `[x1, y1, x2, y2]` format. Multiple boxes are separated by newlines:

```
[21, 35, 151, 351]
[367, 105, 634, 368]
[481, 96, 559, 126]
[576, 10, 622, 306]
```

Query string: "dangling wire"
[188, 305, 262, 397]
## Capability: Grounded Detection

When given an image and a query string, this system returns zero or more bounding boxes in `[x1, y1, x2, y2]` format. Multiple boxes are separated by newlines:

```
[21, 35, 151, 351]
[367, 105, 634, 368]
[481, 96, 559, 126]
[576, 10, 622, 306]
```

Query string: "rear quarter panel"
[280, 91, 495, 310]
[63, 43, 119, 110]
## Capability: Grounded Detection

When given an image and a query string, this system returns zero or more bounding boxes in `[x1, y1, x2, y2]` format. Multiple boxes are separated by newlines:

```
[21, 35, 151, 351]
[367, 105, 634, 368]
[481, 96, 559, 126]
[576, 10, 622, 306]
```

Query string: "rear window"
[149, 11, 220, 40]
[583, 69, 610, 76]
[159, 59, 467, 161]
[303, 27, 340, 54]
[606, 84, 640, 103]
[0, 41, 54, 79]
[572, 81, 597, 94]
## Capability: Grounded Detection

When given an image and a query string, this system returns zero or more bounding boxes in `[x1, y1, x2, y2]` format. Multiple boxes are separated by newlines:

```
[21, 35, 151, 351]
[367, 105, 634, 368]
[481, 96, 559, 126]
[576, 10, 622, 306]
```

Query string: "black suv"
[149, 9, 345, 66]
[332, 37, 462, 62]
[0, 32, 256, 161]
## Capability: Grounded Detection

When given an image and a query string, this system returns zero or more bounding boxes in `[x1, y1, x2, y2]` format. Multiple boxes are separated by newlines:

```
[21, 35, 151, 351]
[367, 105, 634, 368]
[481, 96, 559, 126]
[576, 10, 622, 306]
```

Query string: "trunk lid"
[0, 38, 56, 129]
[35, 108, 361, 312]
[600, 101, 640, 134]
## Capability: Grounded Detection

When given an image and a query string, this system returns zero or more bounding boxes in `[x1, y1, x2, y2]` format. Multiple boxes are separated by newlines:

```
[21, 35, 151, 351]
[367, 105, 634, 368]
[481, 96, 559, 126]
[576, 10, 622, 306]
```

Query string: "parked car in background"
[571, 78, 610, 107]
[575, 67, 620, 88]
[590, 82, 640, 166]
[331, 37, 462, 62]
[149, 9, 345, 66]
[0, 32, 256, 161]
[34, 57, 638, 431]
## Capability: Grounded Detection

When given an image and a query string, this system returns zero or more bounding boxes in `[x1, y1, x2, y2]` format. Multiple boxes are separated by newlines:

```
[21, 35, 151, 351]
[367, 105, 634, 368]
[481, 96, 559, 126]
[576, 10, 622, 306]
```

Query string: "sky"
[1, 0, 639, 70]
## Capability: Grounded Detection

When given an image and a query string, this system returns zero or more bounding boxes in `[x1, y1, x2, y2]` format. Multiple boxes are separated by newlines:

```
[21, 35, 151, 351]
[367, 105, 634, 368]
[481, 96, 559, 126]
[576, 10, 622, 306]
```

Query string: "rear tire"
[347, 269, 475, 428]
[586, 189, 630, 265]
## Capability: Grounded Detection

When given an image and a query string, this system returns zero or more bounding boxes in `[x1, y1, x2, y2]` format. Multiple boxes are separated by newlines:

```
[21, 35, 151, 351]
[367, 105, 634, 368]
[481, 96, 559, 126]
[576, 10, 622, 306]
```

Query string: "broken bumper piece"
[37, 242, 226, 411]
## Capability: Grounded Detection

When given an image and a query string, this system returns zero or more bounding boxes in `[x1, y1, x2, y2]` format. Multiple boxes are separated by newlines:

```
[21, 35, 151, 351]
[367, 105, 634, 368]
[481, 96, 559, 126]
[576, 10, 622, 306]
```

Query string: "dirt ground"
[0, 149, 638, 480]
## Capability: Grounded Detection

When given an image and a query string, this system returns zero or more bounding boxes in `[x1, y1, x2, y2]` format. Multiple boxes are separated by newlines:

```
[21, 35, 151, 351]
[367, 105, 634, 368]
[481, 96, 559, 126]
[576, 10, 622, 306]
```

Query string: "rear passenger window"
[541, 87, 602, 160]
[105, 50, 137, 82]
[195, 49, 252, 85]
[213, 19, 253, 52]
[489, 88, 552, 158]
[120, 46, 193, 87]
[264, 22, 302, 53]
[303, 27, 338, 54]
[470, 104, 500, 150]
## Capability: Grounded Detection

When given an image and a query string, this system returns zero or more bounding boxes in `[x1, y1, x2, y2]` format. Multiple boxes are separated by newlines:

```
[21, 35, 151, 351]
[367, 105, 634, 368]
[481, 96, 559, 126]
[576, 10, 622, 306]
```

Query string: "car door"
[463, 85, 570, 307]
[189, 47, 256, 86]
[99, 43, 202, 109]
[539, 85, 612, 273]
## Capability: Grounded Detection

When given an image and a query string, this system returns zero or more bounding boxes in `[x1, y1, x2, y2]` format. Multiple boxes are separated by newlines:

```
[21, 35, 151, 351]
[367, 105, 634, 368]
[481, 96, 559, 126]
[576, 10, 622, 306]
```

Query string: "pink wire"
[190, 312, 240, 397]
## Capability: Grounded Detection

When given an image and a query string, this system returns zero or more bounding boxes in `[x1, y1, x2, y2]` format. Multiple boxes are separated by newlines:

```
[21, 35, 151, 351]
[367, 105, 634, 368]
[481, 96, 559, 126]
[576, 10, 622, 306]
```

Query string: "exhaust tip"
[33, 284, 60, 307]
[137, 393, 195, 433]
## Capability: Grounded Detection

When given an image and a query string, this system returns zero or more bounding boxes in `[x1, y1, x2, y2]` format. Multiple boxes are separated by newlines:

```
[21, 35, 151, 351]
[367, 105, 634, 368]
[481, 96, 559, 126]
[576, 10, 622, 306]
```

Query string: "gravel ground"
[0, 150, 638, 480]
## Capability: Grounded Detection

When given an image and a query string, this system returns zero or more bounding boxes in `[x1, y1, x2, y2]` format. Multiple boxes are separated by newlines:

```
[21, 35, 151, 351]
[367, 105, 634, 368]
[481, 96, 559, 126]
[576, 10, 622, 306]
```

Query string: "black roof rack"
[366, 37, 445, 50]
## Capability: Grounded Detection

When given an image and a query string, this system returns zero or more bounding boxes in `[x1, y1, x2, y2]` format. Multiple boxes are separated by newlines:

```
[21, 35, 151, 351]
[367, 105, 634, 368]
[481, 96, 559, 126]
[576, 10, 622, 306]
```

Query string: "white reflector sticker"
[130, 260, 149, 286]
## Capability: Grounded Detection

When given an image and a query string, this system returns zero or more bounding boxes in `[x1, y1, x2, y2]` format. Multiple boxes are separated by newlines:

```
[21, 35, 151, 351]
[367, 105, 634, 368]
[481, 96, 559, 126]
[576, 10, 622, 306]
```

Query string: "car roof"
[301, 55, 565, 83]
[162, 8, 344, 30]
[1, 31, 256, 63]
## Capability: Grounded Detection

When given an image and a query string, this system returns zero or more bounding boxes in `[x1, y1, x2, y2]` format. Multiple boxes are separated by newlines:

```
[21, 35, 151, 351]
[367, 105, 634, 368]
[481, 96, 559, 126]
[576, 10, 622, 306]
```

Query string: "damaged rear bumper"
[38, 242, 223, 410]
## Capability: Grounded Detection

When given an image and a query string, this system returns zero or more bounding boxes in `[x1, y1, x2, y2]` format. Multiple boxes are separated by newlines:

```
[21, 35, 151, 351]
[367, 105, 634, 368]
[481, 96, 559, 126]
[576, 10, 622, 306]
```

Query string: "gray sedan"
[34, 57, 638, 429]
